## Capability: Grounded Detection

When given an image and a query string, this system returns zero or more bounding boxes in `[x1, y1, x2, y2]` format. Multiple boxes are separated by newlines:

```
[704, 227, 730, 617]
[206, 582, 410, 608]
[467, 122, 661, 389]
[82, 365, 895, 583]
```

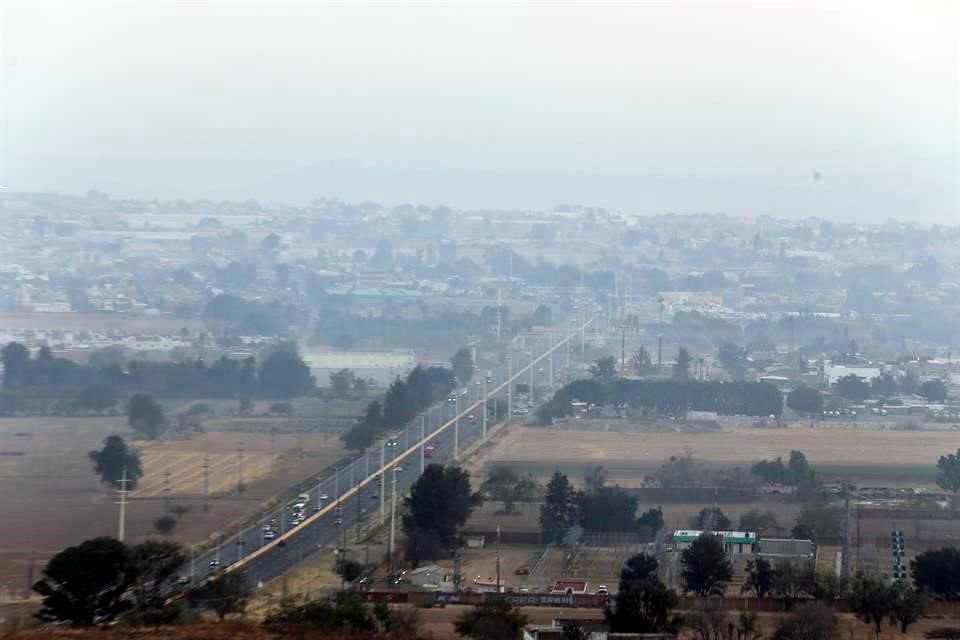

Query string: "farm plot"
[483, 422, 954, 486]
[0, 416, 343, 598]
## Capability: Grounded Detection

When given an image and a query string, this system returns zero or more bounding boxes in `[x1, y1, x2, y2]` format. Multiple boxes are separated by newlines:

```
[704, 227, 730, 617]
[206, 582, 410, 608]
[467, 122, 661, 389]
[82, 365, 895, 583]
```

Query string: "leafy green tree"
[787, 386, 823, 415]
[791, 502, 842, 542]
[89, 435, 143, 488]
[454, 600, 528, 640]
[153, 515, 177, 534]
[632, 346, 656, 376]
[402, 465, 481, 559]
[871, 374, 898, 396]
[849, 573, 893, 638]
[481, 465, 540, 515]
[606, 553, 677, 633]
[919, 380, 948, 402]
[833, 374, 869, 401]
[771, 560, 816, 607]
[937, 450, 960, 502]
[772, 604, 836, 640]
[382, 378, 414, 428]
[268, 401, 293, 415]
[636, 507, 665, 540]
[788, 450, 813, 486]
[1, 342, 31, 386]
[718, 343, 749, 380]
[673, 347, 692, 381]
[681, 533, 733, 596]
[690, 507, 731, 531]
[742, 557, 774, 599]
[532, 305, 553, 326]
[540, 471, 579, 544]
[579, 485, 639, 532]
[328, 368, 356, 397]
[127, 393, 166, 439]
[889, 580, 927, 634]
[589, 356, 617, 383]
[187, 571, 250, 620]
[739, 509, 778, 536]
[128, 540, 187, 624]
[259, 348, 314, 398]
[33, 537, 133, 625]
[913, 547, 960, 600]
[74, 384, 118, 413]
[451, 347, 475, 384]
[337, 559, 365, 583]
[751, 457, 788, 485]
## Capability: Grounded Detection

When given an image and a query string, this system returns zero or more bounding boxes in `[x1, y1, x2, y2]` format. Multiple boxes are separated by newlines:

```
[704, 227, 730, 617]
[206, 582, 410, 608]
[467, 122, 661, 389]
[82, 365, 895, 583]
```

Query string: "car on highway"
[424, 444, 436, 458]
[387, 438, 398, 448]
[319, 492, 329, 500]
[264, 530, 276, 540]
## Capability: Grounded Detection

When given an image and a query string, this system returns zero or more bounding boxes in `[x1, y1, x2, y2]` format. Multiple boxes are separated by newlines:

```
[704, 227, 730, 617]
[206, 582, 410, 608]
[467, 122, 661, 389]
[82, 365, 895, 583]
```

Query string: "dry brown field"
[0, 312, 204, 333]
[0, 417, 343, 597]
[482, 421, 951, 485]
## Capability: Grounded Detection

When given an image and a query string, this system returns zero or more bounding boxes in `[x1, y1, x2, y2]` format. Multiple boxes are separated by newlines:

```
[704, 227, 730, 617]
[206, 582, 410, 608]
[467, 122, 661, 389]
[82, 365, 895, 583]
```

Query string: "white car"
[264, 530, 276, 540]
[319, 493, 329, 501]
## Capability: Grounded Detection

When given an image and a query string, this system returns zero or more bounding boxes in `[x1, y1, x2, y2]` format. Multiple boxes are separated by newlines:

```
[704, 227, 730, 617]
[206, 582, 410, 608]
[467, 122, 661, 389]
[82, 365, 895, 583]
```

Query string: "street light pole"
[388, 467, 398, 573]
[507, 356, 513, 422]
[116, 467, 131, 543]
[419, 415, 425, 473]
[454, 396, 460, 461]
[482, 376, 488, 441]
[379, 440, 386, 520]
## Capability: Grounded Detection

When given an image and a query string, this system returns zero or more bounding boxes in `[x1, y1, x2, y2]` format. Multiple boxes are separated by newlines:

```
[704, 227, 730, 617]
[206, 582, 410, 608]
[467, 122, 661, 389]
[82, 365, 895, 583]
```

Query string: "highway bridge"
[186, 316, 594, 588]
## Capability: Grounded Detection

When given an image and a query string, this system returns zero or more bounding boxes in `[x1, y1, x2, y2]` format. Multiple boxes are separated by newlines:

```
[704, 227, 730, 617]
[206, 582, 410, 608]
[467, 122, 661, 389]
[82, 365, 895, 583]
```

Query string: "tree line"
[539, 469, 665, 544]
[341, 364, 457, 450]
[538, 374, 783, 422]
[1, 341, 315, 402]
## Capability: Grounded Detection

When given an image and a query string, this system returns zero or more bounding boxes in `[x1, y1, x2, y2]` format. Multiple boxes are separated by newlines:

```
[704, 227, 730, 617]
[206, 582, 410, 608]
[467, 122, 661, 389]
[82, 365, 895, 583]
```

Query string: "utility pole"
[841, 483, 852, 579]
[236, 441, 245, 493]
[548, 343, 554, 383]
[202, 454, 210, 512]
[620, 324, 629, 377]
[496, 288, 502, 342]
[116, 467, 131, 542]
[529, 352, 535, 404]
[495, 522, 502, 594]
[388, 467, 398, 573]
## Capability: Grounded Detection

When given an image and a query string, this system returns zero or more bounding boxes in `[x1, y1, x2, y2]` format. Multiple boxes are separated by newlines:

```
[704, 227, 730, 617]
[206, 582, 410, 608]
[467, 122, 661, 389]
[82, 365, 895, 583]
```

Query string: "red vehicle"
[424, 444, 436, 458]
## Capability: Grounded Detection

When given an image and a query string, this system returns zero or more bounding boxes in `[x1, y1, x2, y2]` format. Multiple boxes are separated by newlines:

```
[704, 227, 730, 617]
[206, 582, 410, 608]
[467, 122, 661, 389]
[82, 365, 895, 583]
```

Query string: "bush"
[154, 515, 177, 534]
[269, 401, 294, 415]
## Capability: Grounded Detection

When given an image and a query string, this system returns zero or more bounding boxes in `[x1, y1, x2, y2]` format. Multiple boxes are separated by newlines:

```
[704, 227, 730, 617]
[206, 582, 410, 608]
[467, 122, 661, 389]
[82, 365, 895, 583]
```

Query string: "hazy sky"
[1, 1, 958, 221]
